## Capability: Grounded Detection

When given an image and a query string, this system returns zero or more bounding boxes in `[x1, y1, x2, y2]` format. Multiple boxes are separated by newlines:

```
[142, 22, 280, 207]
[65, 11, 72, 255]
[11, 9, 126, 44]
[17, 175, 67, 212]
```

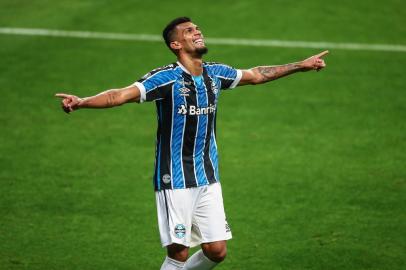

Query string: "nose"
[194, 32, 203, 39]
[194, 28, 202, 36]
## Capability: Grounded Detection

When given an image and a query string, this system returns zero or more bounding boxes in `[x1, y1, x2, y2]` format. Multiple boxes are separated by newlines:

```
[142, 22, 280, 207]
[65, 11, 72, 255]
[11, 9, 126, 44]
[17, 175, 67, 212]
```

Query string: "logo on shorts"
[162, 174, 171, 184]
[174, 224, 186, 239]
[225, 222, 231, 233]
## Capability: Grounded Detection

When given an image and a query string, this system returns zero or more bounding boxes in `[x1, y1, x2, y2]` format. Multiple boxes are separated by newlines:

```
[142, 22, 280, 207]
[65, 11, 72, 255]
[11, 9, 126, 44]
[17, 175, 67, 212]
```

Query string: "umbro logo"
[225, 222, 231, 233]
[178, 87, 190, 97]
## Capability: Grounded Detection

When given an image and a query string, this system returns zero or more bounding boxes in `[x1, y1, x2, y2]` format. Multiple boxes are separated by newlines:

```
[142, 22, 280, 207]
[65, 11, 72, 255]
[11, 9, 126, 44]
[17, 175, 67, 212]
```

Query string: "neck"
[177, 54, 203, 76]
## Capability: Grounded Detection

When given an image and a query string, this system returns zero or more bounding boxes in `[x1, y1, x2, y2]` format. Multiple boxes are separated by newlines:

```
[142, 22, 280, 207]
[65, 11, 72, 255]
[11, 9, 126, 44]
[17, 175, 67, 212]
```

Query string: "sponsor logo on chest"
[177, 104, 216, 116]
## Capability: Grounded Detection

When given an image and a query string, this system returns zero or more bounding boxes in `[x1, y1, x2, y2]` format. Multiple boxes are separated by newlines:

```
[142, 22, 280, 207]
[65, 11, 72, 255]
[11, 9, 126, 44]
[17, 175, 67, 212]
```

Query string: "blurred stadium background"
[0, 0, 405, 269]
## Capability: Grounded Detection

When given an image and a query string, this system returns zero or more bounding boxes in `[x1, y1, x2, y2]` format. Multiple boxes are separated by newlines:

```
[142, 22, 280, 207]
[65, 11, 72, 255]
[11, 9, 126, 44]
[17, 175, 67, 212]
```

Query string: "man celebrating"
[56, 17, 328, 270]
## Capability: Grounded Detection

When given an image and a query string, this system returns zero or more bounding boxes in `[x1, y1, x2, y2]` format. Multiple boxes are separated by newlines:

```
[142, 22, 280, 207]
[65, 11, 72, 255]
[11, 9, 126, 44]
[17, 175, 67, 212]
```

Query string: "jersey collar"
[176, 61, 205, 76]
[176, 61, 191, 75]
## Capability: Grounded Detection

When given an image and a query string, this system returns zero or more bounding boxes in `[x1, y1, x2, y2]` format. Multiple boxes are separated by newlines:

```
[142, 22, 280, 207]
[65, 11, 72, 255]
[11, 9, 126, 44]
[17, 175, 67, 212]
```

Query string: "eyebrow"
[183, 25, 199, 31]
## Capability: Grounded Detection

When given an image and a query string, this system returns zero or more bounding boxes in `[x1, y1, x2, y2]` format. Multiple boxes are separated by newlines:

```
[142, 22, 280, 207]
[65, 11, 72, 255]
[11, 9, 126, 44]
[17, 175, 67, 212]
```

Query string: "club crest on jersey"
[162, 174, 171, 184]
[177, 104, 216, 116]
[178, 87, 190, 97]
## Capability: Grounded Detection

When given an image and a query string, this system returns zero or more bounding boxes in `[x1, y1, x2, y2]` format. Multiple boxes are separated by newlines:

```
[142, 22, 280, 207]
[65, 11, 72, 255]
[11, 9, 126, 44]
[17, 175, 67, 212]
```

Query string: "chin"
[196, 46, 208, 56]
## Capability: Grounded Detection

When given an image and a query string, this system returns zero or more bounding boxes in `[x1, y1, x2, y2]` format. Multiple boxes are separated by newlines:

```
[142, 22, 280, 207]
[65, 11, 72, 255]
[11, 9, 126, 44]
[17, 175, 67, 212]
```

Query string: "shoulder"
[204, 61, 234, 71]
[204, 61, 228, 68]
[150, 63, 179, 74]
[204, 62, 237, 77]
[204, 61, 221, 66]
[140, 63, 180, 82]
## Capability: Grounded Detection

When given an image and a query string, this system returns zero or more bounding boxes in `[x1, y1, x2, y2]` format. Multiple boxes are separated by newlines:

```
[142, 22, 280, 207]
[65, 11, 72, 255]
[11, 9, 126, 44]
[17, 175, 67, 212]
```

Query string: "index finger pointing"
[55, 93, 69, 99]
[315, 50, 329, 58]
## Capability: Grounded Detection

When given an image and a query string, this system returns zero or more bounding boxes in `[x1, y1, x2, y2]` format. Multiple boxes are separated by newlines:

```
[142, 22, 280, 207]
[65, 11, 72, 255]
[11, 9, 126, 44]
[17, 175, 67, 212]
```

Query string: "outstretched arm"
[55, 85, 141, 113]
[238, 50, 328, 85]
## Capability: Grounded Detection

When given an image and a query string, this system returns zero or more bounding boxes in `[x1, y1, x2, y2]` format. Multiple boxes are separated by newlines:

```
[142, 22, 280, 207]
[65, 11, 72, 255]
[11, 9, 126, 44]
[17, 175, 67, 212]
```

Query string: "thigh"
[156, 188, 197, 247]
[192, 183, 232, 244]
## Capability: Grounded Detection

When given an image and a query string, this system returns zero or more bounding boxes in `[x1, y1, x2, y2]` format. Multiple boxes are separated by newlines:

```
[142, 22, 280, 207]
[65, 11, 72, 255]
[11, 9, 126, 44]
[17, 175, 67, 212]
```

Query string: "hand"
[301, 50, 329, 71]
[55, 93, 82, 113]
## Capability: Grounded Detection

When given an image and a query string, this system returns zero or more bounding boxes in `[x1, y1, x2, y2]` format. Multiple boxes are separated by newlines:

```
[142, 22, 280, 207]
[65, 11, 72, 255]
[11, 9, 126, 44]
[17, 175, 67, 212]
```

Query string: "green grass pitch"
[0, 0, 405, 269]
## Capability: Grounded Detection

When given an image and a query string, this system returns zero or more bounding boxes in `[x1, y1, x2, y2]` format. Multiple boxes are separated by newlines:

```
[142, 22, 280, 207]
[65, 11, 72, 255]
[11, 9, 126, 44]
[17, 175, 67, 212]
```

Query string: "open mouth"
[193, 38, 205, 46]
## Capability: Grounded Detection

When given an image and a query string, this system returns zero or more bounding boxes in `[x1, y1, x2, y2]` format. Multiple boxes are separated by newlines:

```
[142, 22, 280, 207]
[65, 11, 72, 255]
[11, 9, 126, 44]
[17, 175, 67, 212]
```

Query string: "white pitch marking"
[0, 27, 405, 53]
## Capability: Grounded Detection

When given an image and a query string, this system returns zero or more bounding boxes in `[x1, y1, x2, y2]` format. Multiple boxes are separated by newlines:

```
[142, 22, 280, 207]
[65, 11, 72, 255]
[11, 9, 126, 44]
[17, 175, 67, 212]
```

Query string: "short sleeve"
[208, 63, 242, 90]
[133, 67, 176, 103]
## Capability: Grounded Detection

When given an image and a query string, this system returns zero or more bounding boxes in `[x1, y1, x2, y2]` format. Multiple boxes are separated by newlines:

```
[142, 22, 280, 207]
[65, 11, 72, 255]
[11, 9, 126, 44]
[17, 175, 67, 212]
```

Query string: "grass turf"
[0, 1, 405, 269]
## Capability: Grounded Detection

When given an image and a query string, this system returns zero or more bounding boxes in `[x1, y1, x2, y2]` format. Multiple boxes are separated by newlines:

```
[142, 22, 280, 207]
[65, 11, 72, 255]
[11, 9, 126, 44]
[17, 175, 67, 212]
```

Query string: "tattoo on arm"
[255, 63, 303, 83]
[79, 89, 122, 108]
[106, 91, 118, 107]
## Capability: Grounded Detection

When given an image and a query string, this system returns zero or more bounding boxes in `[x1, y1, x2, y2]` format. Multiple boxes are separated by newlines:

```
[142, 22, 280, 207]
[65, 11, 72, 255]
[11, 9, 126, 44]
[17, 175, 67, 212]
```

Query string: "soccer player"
[56, 17, 327, 270]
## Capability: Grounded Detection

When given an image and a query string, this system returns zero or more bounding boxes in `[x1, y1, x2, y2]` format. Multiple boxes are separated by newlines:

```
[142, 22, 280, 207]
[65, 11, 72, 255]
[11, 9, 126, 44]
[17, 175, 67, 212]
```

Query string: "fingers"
[315, 50, 329, 59]
[55, 93, 70, 99]
[60, 99, 71, 113]
[55, 93, 75, 114]
[316, 58, 325, 66]
[62, 98, 70, 107]
[60, 100, 70, 113]
[315, 59, 326, 71]
[63, 105, 71, 114]
[56, 93, 78, 105]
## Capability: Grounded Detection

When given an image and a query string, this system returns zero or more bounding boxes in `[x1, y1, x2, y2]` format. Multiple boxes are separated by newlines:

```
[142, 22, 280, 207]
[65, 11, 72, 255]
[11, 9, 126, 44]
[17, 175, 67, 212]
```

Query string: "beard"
[196, 46, 208, 56]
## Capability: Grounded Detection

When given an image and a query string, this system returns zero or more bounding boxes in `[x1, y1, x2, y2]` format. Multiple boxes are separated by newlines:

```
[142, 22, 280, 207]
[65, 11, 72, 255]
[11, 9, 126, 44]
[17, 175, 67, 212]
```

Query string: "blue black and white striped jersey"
[134, 61, 242, 190]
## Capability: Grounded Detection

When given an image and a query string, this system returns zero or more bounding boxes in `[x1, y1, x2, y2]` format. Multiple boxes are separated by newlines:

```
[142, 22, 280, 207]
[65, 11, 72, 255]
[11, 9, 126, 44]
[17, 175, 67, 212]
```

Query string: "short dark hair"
[162, 17, 191, 50]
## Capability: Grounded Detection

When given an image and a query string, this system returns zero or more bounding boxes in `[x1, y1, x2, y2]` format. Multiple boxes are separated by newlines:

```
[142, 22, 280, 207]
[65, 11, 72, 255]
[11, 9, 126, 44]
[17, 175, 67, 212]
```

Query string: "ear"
[170, 41, 182, 51]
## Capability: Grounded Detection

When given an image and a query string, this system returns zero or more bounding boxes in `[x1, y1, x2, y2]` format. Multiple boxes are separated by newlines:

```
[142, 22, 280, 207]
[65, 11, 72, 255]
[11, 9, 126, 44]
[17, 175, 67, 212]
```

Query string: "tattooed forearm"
[79, 89, 123, 108]
[254, 62, 304, 83]
[106, 91, 118, 107]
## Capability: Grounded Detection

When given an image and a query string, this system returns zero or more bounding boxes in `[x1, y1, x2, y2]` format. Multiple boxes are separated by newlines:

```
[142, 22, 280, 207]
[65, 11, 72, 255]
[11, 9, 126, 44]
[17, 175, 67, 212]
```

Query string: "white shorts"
[155, 182, 232, 248]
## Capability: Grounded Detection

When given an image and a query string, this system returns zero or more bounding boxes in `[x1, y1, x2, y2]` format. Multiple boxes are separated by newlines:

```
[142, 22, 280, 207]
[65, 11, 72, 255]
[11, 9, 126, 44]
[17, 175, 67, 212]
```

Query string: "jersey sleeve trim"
[133, 81, 146, 103]
[230, 69, 242, 89]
